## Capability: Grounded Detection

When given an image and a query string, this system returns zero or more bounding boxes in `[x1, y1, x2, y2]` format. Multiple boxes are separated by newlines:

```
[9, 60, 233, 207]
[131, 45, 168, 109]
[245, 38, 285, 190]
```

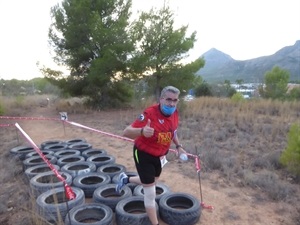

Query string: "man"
[116, 86, 186, 225]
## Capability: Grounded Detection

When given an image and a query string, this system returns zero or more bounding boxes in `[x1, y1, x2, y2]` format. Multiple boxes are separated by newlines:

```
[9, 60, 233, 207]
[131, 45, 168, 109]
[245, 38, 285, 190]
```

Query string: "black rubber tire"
[92, 183, 132, 212]
[68, 142, 92, 152]
[158, 192, 201, 225]
[64, 203, 113, 225]
[43, 143, 69, 152]
[54, 149, 81, 158]
[65, 138, 86, 146]
[115, 196, 158, 225]
[22, 155, 57, 171]
[111, 171, 138, 192]
[61, 161, 96, 178]
[57, 155, 85, 167]
[73, 172, 111, 198]
[133, 182, 171, 203]
[25, 164, 60, 181]
[40, 140, 65, 150]
[25, 150, 54, 159]
[30, 171, 72, 198]
[36, 186, 85, 223]
[86, 154, 115, 168]
[10, 145, 35, 160]
[82, 149, 107, 159]
[97, 163, 126, 179]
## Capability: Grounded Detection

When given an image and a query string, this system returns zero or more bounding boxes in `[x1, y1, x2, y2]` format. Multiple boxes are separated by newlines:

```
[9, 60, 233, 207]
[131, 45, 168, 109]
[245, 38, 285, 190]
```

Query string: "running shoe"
[115, 172, 128, 194]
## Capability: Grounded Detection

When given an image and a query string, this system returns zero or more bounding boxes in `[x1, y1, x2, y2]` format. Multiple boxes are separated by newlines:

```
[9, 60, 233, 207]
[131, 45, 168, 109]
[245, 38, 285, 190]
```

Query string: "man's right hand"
[142, 119, 154, 138]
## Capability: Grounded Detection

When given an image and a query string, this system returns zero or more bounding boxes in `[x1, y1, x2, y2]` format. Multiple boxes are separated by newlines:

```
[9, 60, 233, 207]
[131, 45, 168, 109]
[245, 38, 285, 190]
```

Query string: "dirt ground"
[0, 105, 298, 225]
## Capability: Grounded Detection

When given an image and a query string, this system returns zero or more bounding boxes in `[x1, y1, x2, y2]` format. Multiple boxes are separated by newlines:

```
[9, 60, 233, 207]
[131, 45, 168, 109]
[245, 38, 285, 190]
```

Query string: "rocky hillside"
[196, 40, 300, 83]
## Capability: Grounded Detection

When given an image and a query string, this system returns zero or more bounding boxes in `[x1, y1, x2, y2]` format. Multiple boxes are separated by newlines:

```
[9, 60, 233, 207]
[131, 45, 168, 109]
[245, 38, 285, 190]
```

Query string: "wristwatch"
[176, 144, 183, 149]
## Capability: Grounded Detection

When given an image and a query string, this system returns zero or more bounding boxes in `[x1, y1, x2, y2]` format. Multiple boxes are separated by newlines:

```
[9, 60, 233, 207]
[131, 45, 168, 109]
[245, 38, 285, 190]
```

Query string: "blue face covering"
[161, 104, 176, 116]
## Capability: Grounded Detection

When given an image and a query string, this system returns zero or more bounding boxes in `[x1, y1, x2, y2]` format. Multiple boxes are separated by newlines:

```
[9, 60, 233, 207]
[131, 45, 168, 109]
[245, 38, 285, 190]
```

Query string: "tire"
[65, 203, 113, 225]
[68, 142, 92, 152]
[82, 149, 107, 159]
[22, 155, 57, 171]
[92, 183, 132, 211]
[65, 138, 86, 146]
[36, 186, 85, 223]
[73, 172, 111, 198]
[10, 145, 35, 160]
[43, 143, 69, 152]
[115, 196, 158, 225]
[61, 161, 96, 178]
[158, 192, 201, 225]
[25, 164, 60, 181]
[30, 171, 72, 198]
[133, 182, 171, 203]
[54, 149, 81, 158]
[112, 171, 138, 192]
[97, 163, 126, 179]
[25, 150, 54, 159]
[40, 140, 65, 150]
[86, 154, 115, 168]
[57, 155, 85, 167]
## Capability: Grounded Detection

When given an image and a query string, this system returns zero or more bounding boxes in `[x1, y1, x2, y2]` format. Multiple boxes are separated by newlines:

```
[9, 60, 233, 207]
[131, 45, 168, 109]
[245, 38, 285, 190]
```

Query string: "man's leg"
[129, 176, 141, 184]
[143, 184, 158, 225]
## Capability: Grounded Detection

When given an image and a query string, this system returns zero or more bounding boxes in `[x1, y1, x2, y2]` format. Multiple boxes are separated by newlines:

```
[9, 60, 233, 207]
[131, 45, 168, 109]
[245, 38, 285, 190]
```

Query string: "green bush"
[231, 92, 245, 103]
[286, 87, 300, 101]
[194, 81, 212, 97]
[280, 123, 300, 175]
[0, 102, 4, 115]
[15, 95, 25, 107]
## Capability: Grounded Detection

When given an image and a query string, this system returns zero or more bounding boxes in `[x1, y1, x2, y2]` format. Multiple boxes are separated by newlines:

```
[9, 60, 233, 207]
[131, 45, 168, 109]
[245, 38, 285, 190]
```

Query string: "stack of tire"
[10, 138, 201, 225]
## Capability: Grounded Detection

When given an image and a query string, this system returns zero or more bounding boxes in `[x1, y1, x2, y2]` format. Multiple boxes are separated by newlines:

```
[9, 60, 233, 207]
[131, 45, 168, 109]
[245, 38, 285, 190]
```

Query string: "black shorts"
[133, 146, 162, 184]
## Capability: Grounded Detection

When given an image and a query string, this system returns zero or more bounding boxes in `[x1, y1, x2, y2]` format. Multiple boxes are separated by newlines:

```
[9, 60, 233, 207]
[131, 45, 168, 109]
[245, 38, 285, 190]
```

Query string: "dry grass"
[179, 97, 299, 202]
[0, 95, 55, 116]
[1, 95, 300, 224]
[0, 95, 95, 116]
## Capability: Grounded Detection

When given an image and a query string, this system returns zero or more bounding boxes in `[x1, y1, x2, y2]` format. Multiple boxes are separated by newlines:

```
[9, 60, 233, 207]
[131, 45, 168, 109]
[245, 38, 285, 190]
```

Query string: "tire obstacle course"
[2, 115, 213, 224]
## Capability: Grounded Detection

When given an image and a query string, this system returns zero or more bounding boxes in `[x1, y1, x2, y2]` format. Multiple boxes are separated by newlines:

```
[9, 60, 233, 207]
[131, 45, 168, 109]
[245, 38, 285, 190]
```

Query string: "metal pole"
[62, 121, 66, 136]
[195, 146, 214, 210]
[15, 126, 20, 144]
[197, 170, 203, 203]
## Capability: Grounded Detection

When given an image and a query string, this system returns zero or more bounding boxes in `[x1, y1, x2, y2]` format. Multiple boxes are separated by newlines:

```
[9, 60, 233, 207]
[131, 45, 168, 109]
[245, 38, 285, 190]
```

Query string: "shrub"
[14, 95, 25, 107]
[0, 100, 4, 115]
[202, 147, 223, 170]
[241, 170, 294, 201]
[280, 123, 300, 176]
[286, 87, 300, 101]
[194, 81, 213, 97]
[231, 92, 245, 103]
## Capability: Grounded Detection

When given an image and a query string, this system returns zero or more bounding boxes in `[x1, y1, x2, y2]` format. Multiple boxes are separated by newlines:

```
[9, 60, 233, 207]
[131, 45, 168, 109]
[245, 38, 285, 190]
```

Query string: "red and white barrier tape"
[0, 124, 14, 127]
[4, 116, 207, 206]
[1, 116, 201, 172]
[14, 123, 75, 200]
[195, 156, 201, 172]
[0, 116, 60, 121]
[64, 121, 199, 158]
[65, 121, 134, 143]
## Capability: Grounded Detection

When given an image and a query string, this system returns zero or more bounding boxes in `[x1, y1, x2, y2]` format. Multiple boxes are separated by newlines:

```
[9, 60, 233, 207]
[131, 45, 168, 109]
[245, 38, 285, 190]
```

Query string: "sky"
[0, 0, 299, 80]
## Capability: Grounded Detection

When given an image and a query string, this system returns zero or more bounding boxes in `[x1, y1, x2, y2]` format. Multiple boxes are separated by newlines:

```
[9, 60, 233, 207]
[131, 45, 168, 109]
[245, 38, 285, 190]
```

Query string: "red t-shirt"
[131, 104, 178, 157]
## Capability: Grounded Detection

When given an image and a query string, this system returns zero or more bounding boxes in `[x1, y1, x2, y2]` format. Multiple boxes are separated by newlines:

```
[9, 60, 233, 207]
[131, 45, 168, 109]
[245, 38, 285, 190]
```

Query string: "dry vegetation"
[180, 97, 299, 194]
[0, 95, 300, 224]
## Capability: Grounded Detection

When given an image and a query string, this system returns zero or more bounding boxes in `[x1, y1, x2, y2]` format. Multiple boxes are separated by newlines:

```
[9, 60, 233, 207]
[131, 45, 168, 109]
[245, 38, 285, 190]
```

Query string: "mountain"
[196, 40, 300, 83]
